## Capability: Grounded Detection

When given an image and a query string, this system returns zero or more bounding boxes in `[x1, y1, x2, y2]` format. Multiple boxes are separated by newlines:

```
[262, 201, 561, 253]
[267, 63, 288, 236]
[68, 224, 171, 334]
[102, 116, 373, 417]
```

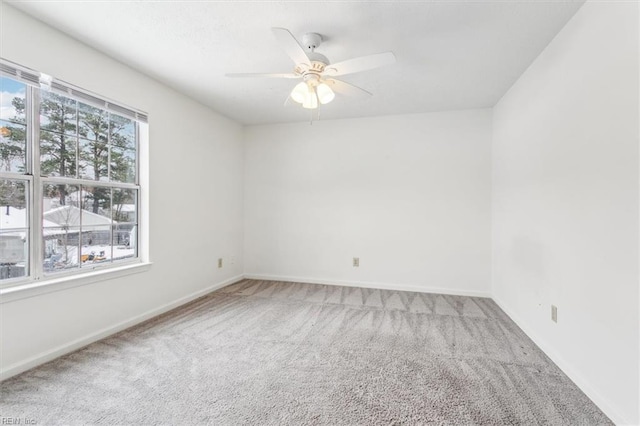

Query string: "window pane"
[80, 186, 111, 221]
[0, 230, 28, 280]
[44, 183, 80, 208]
[0, 119, 26, 173]
[0, 179, 27, 215]
[110, 114, 135, 150]
[111, 188, 137, 223]
[79, 138, 108, 181]
[40, 91, 77, 136]
[43, 184, 81, 273]
[113, 223, 136, 261]
[43, 183, 81, 223]
[40, 130, 77, 178]
[112, 188, 136, 262]
[0, 77, 26, 124]
[78, 103, 108, 142]
[80, 186, 112, 267]
[43, 227, 80, 273]
[110, 115, 136, 183]
[110, 147, 135, 184]
[77, 103, 109, 182]
[0, 179, 28, 280]
[1, 74, 28, 175]
[81, 226, 111, 267]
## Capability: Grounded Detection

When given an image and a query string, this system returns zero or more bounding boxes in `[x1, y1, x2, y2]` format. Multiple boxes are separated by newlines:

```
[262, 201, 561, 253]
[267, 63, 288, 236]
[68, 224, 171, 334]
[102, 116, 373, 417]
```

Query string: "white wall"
[0, 4, 244, 377]
[492, 2, 639, 424]
[244, 110, 492, 296]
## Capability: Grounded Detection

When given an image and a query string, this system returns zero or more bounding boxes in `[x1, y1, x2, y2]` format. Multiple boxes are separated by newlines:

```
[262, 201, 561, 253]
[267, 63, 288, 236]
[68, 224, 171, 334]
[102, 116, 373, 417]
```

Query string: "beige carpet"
[1, 279, 611, 425]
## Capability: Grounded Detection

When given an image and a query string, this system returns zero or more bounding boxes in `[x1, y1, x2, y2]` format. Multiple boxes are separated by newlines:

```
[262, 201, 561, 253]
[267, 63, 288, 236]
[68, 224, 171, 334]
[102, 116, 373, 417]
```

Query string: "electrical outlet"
[353, 257, 359, 267]
[218, 258, 223, 268]
[551, 305, 557, 323]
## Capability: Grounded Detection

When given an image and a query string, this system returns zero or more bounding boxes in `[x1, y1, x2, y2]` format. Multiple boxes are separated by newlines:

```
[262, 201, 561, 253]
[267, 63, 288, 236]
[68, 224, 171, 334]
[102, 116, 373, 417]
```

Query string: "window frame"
[0, 59, 147, 289]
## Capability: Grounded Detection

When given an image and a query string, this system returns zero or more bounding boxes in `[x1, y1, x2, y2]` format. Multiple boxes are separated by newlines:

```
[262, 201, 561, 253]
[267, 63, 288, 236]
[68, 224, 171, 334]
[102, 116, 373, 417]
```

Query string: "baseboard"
[0, 274, 245, 382]
[244, 273, 491, 298]
[492, 297, 629, 426]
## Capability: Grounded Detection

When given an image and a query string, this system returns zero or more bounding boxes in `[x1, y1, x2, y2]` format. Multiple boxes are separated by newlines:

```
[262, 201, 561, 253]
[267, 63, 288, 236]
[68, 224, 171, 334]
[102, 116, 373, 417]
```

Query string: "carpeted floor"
[1, 279, 611, 425]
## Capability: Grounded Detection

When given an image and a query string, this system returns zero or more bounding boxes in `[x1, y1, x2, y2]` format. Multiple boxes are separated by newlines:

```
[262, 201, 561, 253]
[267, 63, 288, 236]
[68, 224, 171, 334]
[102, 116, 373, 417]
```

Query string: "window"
[0, 59, 147, 286]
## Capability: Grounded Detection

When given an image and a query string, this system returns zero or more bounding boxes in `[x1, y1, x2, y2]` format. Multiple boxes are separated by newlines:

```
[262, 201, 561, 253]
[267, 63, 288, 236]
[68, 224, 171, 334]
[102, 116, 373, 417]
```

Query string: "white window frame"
[0, 59, 149, 297]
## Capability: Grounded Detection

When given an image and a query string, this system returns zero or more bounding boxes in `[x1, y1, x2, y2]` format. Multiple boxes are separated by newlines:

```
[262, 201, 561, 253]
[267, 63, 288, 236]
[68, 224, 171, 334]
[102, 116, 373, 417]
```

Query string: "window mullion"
[107, 114, 112, 182]
[27, 86, 43, 280]
[40, 176, 139, 190]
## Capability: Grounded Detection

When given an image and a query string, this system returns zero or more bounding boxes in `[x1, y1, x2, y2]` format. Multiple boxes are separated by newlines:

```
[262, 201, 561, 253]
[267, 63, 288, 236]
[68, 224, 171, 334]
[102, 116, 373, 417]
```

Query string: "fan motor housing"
[307, 52, 329, 65]
[295, 60, 327, 79]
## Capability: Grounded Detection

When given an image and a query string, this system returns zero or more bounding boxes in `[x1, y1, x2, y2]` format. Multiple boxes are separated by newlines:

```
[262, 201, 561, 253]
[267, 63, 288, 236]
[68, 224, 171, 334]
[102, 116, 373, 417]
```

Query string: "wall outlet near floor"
[353, 257, 359, 267]
[218, 258, 223, 268]
[551, 305, 558, 323]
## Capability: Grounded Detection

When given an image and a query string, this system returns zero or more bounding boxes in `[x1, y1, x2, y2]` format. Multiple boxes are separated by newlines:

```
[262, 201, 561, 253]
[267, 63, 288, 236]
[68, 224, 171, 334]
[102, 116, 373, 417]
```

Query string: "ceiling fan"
[226, 28, 396, 110]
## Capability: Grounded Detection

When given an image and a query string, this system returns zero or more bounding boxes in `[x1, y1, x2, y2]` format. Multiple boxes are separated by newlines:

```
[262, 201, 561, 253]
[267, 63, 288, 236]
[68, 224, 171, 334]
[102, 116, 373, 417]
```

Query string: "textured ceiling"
[8, 0, 584, 125]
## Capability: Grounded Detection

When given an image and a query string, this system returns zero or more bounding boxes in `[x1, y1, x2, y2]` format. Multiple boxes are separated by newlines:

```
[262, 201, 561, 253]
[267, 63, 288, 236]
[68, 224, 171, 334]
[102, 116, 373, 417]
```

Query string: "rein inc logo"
[1, 418, 37, 425]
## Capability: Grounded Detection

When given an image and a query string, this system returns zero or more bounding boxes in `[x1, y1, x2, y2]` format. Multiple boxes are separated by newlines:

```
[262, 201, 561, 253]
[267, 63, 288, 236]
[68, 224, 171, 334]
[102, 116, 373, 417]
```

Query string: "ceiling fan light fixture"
[290, 81, 308, 104]
[316, 82, 335, 105]
[302, 88, 318, 109]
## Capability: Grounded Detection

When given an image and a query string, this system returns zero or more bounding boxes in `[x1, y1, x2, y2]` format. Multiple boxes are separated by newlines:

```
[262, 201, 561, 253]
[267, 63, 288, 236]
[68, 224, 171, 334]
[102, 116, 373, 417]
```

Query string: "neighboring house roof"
[1, 206, 27, 229]
[1, 205, 116, 238]
[43, 206, 117, 233]
[1, 206, 59, 238]
[1, 206, 59, 229]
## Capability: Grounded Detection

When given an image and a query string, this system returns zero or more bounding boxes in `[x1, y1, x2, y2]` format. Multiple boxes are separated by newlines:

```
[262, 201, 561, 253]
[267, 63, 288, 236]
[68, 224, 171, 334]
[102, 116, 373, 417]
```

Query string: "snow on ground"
[45, 244, 135, 271]
[81, 244, 135, 261]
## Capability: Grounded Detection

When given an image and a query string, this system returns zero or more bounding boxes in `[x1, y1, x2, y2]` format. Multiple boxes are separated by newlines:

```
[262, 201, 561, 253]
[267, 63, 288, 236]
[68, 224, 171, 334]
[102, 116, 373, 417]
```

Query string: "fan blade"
[324, 52, 395, 76]
[226, 72, 300, 79]
[325, 79, 372, 99]
[272, 27, 310, 66]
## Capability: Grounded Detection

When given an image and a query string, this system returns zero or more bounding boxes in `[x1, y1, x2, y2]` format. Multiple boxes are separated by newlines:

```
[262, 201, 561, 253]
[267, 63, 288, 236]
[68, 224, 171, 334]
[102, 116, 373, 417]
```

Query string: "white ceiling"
[8, 0, 584, 125]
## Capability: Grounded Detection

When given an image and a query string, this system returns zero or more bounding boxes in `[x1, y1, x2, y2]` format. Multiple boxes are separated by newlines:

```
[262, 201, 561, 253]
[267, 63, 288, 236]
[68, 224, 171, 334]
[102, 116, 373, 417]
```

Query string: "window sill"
[0, 262, 153, 304]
